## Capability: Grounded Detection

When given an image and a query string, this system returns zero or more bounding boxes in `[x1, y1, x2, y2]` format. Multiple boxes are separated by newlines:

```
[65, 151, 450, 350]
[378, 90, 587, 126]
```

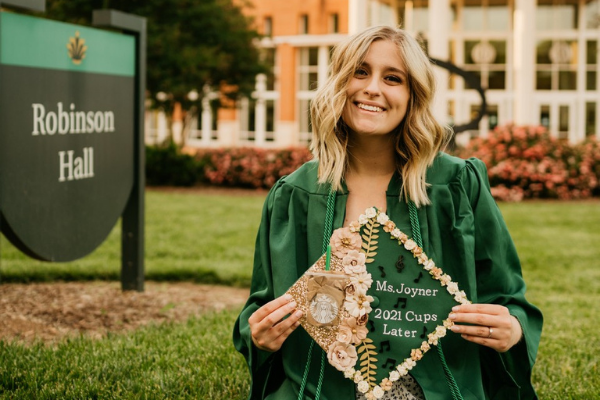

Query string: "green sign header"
[0, 11, 135, 77]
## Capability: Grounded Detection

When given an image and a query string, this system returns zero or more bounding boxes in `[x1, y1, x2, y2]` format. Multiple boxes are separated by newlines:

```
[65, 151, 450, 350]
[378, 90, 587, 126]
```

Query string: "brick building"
[146, 0, 600, 147]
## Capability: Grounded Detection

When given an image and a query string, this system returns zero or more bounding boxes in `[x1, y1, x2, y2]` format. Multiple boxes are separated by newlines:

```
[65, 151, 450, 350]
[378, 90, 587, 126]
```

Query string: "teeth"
[357, 103, 383, 112]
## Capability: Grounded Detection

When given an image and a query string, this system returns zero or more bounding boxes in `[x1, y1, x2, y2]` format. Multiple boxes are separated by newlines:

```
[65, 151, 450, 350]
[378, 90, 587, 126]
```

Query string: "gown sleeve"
[464, 158, 543, 399]
[232, 181, 284, 399]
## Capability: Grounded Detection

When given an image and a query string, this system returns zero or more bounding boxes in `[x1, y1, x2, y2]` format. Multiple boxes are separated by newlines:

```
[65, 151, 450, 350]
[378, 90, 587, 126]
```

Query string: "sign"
[0, 11, 136, 261]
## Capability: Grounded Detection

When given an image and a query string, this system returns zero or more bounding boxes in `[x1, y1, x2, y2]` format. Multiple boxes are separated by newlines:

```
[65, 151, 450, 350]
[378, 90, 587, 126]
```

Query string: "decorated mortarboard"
[285, 207, 471, 398]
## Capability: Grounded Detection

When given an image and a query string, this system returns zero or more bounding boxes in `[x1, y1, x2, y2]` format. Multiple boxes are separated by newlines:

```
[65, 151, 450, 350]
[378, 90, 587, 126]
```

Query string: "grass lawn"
[0, 190, 266, 287]
[0, 309, 249, 399]
[1, 192, 599, 398]
[500, 201, 600, 399]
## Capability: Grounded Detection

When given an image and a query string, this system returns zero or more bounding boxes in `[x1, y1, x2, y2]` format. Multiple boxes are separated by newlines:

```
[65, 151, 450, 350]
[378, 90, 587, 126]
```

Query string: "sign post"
[93, 10, 146, 292]
[0, 1, 146, 291]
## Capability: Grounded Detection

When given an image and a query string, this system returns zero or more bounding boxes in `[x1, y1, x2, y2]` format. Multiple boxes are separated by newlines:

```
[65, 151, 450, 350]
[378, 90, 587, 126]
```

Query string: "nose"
[363, 76, 381, 96]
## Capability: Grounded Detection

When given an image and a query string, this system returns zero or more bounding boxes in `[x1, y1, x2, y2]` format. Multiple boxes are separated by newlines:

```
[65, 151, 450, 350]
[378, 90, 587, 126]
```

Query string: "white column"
[318, 46, 329, 88]
[349, 0, 369, 34]
[390, 0, 400, 27]
[157, 111, 168, 143]
[201, 84, 213, 145]
[574, 7, 587, 143]
[254, 74, 267, 147]
[370, 0, 379, 26]
[403, 0, 414, 32]
[428, 0, 450, 125]
[513, 0, 536, 125]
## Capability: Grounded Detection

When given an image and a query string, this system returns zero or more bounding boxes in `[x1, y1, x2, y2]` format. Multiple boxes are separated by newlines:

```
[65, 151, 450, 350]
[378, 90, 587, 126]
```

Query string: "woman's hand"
[248, 294, 303, 352]
[448, 304, 523, 353]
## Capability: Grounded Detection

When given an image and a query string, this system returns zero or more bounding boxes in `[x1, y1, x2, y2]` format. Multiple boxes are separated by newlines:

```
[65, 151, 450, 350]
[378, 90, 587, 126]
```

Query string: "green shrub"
[145, 143, 199, 186]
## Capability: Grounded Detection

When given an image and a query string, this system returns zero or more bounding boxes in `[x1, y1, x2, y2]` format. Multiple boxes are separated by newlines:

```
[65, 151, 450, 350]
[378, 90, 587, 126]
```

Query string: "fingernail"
[294, 310, 303, 317]
[450, 325, 460, 333]
[452, 306, 460, 312]
[283, 294, 293, 301]
[289, 301, 297, 308]
[449, 313, 457, 319]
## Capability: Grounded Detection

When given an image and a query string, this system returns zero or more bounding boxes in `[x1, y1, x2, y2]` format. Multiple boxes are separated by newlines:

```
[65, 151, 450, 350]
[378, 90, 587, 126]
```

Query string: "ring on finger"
[487, 327, 493, 339]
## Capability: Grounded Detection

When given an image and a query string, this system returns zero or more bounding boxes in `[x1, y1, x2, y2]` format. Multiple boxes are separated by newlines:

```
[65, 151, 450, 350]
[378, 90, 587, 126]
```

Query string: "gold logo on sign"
[67, 31, 87, 65]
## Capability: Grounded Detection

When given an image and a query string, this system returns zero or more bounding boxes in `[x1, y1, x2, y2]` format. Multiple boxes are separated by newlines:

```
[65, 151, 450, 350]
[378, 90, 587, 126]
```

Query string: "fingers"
[448, 304, 518, 352]
[452, 303, 509, 317]
[258, 310, 303, 351]
[249, 294, 303, 352]
[449, 304, 509, 329]
[248, 294, 295, 326]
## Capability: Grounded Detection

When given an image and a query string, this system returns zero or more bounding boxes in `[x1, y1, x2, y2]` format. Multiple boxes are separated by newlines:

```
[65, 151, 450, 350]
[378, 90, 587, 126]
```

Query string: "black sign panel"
[0, 66, 134, 261]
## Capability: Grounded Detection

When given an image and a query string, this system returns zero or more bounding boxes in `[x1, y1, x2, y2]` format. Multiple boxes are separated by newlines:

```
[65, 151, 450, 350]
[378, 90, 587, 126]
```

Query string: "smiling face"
[341, 40, 410, 139]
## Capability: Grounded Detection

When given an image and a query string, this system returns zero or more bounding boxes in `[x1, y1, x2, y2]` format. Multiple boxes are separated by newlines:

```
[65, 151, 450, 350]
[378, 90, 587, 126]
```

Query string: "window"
[470, 104, 499, 131]
[298, 99, 312, 143]
[536, 40, 578, 90]
[266, 100, 275, 140]
[448, 0, 510, 92]
[261, 48, 277, 91]
[558, 105, 569, 139]
[585, 0, 600, 29]
[464, 40, 507, 89]
[239, 67, 277, 144]
[586, 102, 597, 137]
[241, 98, 276, 142]
[330, 13, 339, 34]
[372, 3, 396, 26]
[240, 97, 256, 141]
[299, 14, 309, 34]
[586, 40, 597, 91]
[540, 105, 550, 129]
[447, 100, 455, 126]
[189, 96, 218, 142]
[462, 1, 510, 31]
[298, 47, 319, 91]
[297, 46, 331, 144]
[198, 99, 218, 132]
[399, 0, 429, 32]
[264, 17, 272, 37]
[536, 0, 578, 31]
[487, 105, 499, 130]
[297, 47, 318, 143]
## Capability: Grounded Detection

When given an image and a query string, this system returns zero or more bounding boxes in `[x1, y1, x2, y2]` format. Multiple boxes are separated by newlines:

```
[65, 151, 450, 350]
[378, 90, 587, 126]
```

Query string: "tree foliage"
[39, 0, 266, 107]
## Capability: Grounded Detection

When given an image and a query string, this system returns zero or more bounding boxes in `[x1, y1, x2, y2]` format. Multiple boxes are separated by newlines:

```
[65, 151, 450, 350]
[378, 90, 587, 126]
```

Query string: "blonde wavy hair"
[309, 25, 451, 207]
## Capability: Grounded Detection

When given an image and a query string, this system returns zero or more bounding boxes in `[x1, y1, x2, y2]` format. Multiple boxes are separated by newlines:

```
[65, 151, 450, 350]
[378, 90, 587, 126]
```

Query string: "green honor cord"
[298, 189, 336, 400]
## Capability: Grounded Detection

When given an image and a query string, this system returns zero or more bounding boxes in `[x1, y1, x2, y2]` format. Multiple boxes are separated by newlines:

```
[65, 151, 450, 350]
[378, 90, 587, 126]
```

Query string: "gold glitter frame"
[285, 253, 352, 352]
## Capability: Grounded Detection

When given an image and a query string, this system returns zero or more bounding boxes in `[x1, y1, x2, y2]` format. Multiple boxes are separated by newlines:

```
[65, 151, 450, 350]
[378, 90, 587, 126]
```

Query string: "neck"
[347, 134, 396, 177]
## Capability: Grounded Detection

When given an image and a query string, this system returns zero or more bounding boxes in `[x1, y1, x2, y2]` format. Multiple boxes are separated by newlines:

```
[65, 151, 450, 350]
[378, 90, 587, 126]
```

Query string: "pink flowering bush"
[579, 137, 600, 197]
[453, 124, 599, 201]
[194, 147, 313, 189]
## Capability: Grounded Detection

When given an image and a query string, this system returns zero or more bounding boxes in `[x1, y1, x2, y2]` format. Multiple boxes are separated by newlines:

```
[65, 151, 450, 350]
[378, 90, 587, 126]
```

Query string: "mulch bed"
[0, 187, 259, 346]
[0, 281, 249, 345]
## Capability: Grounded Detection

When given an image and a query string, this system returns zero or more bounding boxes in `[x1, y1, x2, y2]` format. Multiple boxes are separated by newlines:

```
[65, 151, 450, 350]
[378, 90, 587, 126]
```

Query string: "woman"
[233, 25, 542, 400]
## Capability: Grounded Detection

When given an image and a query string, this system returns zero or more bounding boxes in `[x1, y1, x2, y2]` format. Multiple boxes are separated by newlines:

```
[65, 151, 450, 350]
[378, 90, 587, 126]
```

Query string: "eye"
[385, 75, 403, 84]
[354, 68, 368, 77]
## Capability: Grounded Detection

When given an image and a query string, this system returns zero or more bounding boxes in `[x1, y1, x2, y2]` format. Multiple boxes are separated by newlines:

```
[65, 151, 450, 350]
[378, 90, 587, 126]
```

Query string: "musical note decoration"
[414, 271, 423, 283]
[393, 296, 407, 309]
[420, 326, 428, 339]
[379, 340, 391, 353]
[378, 265, 386, 277]
[367, 320, 376, 332]
[395, 255, 405, 273]
[382, 358, 397, 371]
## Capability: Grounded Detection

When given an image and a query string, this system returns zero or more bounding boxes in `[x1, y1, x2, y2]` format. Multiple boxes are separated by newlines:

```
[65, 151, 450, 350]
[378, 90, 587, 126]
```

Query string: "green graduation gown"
[233, 153, 543, 400]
